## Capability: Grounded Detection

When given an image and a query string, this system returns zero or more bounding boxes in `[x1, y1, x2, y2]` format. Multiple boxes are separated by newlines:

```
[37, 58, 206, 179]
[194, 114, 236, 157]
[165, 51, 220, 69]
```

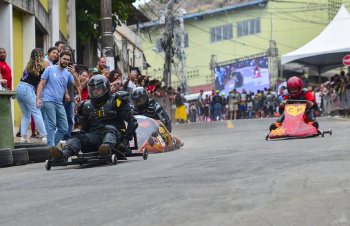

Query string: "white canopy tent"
[281, 5, 350, 75]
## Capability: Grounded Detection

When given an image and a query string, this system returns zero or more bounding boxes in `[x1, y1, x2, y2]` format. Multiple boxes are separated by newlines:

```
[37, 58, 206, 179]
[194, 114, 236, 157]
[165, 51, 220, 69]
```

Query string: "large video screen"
[214, 56, 269, 96]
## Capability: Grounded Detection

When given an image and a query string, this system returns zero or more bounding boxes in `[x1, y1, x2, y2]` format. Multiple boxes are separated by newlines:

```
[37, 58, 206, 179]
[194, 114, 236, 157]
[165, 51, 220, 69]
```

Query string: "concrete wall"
[114, 23, 145, 79]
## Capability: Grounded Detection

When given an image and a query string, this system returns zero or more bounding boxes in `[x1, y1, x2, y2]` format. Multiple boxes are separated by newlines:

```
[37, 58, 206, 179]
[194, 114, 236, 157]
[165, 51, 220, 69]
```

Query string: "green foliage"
[76, 0, 134, 45]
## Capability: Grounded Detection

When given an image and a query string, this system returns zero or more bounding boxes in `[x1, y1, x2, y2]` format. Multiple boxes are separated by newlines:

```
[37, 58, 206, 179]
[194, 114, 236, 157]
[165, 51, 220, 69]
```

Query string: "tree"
[76, 0, 134, 46]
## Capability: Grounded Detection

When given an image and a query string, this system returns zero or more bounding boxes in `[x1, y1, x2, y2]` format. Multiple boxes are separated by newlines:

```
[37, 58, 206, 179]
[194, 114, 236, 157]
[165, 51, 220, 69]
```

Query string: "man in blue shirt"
[36, 51, 80, 147]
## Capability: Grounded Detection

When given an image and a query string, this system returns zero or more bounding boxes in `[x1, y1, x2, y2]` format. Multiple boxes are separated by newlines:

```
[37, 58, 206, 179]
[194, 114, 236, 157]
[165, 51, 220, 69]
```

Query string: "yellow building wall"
[13, 10, 23, 127]
[59, 0, 67, 39]
[39, 0, 48, 12]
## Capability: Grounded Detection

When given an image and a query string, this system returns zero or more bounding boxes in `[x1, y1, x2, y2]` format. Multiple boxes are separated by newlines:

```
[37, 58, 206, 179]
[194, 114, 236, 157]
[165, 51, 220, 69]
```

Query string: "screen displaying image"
[214, 56, 269, 96]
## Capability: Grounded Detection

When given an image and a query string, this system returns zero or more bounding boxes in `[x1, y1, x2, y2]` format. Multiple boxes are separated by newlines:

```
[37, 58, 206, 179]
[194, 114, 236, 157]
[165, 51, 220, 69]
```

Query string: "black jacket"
[77, 92, 137, 140]
[132, 99, 172, 132]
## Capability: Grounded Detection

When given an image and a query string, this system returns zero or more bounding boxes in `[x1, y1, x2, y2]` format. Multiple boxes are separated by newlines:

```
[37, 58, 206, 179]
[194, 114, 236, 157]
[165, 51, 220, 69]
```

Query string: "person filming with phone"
[36, 51, 80, 147]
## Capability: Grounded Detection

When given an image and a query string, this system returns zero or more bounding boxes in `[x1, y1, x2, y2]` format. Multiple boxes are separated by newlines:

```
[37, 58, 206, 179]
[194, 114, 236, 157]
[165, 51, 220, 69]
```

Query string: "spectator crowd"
[1, 42, 350, 144]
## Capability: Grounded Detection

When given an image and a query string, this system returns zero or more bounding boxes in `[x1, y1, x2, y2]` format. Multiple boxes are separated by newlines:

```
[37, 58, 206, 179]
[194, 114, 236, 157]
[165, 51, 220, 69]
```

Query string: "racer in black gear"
[131, 87, 172, 132]
[49, 75, 137, 161]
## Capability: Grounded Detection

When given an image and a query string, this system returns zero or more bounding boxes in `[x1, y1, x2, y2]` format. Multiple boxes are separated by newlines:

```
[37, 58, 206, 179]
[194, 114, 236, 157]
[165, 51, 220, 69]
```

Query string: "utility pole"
[210, 54, 217, 90]
[101, 0, 115, 70]
[268, 40, 278, 90]
[178, 9, 188, 94]
[163, 0, 176, 87]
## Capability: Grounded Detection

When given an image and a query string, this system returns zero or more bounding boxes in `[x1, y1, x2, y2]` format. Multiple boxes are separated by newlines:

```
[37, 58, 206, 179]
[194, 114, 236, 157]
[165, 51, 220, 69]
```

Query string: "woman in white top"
[44, 47, 58, 68]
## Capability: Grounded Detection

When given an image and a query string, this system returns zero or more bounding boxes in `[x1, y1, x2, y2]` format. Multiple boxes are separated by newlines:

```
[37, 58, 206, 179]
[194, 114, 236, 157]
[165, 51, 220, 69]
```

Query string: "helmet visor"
[88, 83, 107, 98]
[133, 96, 146, 108]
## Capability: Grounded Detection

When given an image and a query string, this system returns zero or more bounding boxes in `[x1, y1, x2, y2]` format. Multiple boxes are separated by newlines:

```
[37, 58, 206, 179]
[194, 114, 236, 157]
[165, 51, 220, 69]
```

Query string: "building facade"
[141, 0, 342, 93]
[0, 0, 76, 127]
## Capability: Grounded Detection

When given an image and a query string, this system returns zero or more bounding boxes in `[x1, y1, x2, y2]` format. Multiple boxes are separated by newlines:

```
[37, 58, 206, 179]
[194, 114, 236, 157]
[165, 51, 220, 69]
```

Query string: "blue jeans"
[40, 101, 68, 146]
[63, 101, 75, 140]
[214, 103, 221, 120]
[16, 82, 47, 137]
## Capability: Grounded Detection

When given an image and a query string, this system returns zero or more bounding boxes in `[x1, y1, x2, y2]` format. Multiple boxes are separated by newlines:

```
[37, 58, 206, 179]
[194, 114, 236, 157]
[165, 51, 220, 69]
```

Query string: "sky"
[132, 0, 151, 8]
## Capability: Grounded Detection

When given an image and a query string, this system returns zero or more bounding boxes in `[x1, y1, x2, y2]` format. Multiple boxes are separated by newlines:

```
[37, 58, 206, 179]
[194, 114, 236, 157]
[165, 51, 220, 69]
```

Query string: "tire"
[15, 143, 47, 149]
[0, 148, 13, 167]
[143, 149, 148, 160]
[45, 160, 51, 171]
[27, 147, 50, 163]
[111, 154, 117, 165]
[11, 148, 29, 166]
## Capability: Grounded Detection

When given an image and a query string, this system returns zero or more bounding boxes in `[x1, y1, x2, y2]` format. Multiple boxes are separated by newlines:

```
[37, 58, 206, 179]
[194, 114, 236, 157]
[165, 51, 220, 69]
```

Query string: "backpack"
[175, 93, 184, 107]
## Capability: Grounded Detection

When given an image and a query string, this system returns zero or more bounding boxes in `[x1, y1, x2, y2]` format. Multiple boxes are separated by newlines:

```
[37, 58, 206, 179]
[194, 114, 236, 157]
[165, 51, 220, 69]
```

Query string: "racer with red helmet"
[269, 76, 318, 131]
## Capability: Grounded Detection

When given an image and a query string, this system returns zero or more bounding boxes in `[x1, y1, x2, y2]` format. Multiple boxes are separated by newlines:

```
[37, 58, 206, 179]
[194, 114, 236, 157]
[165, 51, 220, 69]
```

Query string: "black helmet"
[131, 87, 149, 111]
[88, 74, 111, 106]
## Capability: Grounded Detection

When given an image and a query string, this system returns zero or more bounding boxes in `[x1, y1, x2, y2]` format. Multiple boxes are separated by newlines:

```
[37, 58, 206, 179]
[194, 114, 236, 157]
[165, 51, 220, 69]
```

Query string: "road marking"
[227, 120, 234, 128]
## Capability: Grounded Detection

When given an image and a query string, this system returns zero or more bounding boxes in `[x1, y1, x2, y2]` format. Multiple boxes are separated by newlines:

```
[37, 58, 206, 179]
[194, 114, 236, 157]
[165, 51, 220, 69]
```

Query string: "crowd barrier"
[322, 89, 350, 115]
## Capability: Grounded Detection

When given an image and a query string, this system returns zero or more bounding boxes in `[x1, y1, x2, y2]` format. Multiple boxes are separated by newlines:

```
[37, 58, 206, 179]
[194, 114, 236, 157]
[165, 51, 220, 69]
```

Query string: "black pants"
[64, 130, 124, 155]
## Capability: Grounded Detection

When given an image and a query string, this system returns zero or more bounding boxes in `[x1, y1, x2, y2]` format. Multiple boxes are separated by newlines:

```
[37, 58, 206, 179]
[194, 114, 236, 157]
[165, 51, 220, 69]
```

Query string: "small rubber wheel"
[45, 160, 51, 171]
[329, 128, 332, 136]
[111, 154, 117, 165]
[143, 149, 148, 160]
[265, 133, 269, 141]
[321, 130, 324, 137]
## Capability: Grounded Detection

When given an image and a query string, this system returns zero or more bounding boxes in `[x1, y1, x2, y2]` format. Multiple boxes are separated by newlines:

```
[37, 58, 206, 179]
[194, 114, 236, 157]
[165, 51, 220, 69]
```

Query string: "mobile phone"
[68, 62, 73, 67]
[106, 66, 110, 70]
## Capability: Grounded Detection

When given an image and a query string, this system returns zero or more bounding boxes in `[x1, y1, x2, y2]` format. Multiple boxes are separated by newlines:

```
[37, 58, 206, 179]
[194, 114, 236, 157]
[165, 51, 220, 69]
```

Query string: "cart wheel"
[321, 130, 324, 137]
[265, 133, 269, 141]
[329, 128, 332, 136]
[143, 149, 148, 160]
[111, 154, 117, 165]
[45, 160, 51, 171]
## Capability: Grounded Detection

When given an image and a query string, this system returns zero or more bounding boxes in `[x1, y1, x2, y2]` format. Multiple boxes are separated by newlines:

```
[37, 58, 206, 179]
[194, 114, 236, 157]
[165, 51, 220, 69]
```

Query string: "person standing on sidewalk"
[174, 87, 187, 123]
[229, 89, 240, 120]
[16, 48, 47, 143]
[0, 48, 12, 90]
[197, 89, 205, 122]
[212, 90, 222, 121]
[36, 51, 80, 147]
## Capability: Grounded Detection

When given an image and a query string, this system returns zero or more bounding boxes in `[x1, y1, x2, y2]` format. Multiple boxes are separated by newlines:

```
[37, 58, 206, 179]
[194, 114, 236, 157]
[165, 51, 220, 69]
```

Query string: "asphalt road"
[1, 117, 350, 225]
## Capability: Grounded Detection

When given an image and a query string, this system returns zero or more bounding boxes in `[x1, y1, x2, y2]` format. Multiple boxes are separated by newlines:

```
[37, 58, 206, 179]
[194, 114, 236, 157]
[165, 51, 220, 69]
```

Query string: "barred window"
[210, 24, 233, 43]
[237, 18, 260, 38]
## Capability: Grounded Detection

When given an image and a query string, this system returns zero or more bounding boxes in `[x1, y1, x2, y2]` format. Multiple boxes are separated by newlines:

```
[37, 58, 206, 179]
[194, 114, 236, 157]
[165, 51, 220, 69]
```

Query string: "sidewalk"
[13, 128, 44, 144]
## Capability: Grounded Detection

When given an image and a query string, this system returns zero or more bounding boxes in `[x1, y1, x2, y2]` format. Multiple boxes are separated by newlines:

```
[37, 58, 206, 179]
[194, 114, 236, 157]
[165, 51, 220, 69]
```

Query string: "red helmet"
[287, 76, 303, 98]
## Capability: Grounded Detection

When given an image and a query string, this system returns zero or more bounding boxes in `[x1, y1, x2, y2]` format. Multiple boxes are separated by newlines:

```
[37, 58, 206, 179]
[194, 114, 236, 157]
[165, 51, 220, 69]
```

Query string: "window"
[237, 18, 260, 38]
[210, 24, 233, 43]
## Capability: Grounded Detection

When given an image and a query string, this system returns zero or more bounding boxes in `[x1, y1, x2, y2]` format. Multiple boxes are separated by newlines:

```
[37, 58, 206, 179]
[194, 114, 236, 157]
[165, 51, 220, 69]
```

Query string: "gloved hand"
[119, 138, 129, 152]
[281, 99, 287, 107]
[306, 100, 314, 108]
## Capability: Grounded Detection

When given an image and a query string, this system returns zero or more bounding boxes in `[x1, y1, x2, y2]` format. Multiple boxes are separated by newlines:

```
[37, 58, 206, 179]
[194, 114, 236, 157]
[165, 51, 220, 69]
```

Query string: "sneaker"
[20, 137, 30, 143]
[98, 144, 110, 156]
[42, 137, 47, 143]
[59, 140, 66, 144]
[16, 132, 21, 137]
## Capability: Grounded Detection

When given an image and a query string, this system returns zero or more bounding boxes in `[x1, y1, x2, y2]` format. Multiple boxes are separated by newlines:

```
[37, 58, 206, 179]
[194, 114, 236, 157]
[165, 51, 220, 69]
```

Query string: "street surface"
[1, 117, 350, 225]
